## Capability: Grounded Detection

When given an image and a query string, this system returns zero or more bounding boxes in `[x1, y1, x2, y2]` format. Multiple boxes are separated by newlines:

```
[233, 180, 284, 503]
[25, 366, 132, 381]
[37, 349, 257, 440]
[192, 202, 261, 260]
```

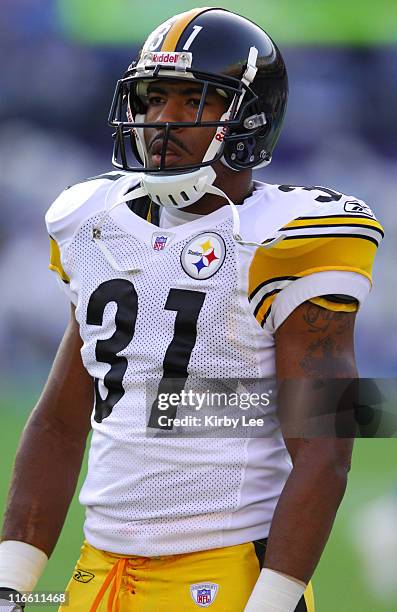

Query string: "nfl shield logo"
[153, 235, 168, 251]
[190, 583, 219, 608]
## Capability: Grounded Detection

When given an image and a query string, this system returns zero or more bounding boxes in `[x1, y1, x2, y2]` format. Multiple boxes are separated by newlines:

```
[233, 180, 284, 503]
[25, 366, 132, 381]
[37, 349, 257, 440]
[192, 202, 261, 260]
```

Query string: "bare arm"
[264, 301, 357, 583]
[1, 305, 93, 557]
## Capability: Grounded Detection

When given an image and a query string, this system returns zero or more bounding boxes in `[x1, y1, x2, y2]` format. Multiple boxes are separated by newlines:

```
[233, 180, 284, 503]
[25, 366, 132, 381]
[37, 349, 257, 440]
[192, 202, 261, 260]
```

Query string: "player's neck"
[182, 164, 254, 215]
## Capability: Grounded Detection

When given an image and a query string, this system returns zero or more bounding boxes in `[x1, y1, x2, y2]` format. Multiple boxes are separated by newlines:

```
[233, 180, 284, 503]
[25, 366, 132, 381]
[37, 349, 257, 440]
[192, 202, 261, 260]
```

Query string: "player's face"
[143, 79, 228, 169]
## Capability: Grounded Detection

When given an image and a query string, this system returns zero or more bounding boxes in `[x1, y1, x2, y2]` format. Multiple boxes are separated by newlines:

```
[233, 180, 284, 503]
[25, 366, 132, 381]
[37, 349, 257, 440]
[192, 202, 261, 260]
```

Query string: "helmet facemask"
[109, 62, 265, 175]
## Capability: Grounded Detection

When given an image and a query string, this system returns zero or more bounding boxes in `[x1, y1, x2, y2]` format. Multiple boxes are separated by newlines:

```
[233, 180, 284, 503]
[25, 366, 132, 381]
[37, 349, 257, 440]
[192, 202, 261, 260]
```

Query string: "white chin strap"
[141, 165, 218, 208]
[94, 166, 284, 254]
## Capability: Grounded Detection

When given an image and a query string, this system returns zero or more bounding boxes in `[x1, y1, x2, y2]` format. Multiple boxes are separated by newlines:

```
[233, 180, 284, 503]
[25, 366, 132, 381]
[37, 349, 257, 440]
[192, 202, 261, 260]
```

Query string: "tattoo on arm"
[303, 303, 352, 334]
[299, 304, 356, 378]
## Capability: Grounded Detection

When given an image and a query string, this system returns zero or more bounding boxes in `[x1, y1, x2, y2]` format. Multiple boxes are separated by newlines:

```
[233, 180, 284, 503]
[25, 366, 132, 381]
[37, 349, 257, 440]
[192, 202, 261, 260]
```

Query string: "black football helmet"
[109, 7, 288, 174]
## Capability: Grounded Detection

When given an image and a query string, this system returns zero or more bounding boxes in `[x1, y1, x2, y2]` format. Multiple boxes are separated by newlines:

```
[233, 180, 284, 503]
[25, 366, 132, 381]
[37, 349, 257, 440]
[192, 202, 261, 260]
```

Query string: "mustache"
[148, 133, 192, 155]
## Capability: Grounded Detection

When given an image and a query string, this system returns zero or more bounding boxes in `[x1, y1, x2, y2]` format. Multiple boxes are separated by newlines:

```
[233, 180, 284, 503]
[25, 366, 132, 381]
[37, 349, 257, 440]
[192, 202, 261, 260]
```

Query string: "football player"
[0, 7, 383, 612]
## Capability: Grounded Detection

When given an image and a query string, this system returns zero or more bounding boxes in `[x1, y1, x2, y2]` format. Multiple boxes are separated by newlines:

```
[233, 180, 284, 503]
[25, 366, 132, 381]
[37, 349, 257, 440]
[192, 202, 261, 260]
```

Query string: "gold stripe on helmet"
[161, 7, 213, 52]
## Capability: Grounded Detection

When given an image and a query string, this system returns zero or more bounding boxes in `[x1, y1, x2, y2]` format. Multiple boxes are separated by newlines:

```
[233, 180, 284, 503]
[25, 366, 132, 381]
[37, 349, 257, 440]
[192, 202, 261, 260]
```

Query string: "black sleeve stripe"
[283, 233, 380, 246]
[253, 289, 281, 318]
[320, 294, 358, 304]
[295, 592, 309, 612]
[248, 276, 299, 302]
[282, 222, 384, 238]
[261, 305, 273, 327]
[297, 214, 375, 220]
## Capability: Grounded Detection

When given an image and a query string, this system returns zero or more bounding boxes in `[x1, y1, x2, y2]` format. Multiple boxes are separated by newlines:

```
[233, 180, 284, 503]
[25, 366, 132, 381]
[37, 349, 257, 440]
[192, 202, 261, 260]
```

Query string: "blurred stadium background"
[0, 1, 396, 610]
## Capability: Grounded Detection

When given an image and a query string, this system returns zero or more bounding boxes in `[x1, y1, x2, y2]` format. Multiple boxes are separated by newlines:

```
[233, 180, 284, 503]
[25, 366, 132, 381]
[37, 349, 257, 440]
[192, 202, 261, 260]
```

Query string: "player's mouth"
[151, 152, 181, 166]
[149, 139, 186, 166]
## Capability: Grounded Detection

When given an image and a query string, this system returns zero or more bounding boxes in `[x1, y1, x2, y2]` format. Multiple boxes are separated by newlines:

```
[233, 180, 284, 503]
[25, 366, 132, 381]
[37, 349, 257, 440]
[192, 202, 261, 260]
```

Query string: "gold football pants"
[59, 540, 314, 611]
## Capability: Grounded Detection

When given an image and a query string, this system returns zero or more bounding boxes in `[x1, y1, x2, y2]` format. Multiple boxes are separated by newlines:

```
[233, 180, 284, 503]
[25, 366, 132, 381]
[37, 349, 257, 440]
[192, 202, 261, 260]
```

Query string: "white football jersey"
[46, 172, 383, 556]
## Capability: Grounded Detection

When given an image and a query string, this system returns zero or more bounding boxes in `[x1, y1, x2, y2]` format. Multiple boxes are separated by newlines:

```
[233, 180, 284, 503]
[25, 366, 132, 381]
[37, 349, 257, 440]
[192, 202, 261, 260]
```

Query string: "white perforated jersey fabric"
[45, 174, 380, 556]
[62, 206, 290, 555]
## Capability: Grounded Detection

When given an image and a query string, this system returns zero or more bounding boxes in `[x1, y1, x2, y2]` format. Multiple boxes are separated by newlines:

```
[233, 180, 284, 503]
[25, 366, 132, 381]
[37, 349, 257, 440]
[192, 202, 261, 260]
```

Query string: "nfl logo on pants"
[190, 583, 219, 608]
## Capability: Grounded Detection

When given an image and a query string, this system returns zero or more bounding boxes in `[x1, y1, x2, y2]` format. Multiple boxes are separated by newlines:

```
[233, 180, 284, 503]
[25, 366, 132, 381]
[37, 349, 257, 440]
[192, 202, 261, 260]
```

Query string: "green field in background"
[57, 0, 397, 45]
[1, 391, 396, 611]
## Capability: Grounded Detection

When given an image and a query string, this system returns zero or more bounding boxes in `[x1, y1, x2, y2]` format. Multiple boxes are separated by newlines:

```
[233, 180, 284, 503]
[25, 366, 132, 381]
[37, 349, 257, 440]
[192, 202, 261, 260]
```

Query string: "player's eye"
[147, 95, 165, 106]
[187, 97, 204, 108]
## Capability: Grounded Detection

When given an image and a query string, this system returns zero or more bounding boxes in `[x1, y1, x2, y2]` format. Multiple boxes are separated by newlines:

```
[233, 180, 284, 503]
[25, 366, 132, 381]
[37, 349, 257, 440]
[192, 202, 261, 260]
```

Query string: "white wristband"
[244, 568, 306, 612]
[0, 541, 48, 592]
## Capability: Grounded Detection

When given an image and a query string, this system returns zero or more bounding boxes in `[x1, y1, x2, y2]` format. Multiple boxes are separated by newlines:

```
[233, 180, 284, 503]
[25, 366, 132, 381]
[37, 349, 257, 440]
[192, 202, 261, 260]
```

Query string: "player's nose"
[155, 97, 184, 124]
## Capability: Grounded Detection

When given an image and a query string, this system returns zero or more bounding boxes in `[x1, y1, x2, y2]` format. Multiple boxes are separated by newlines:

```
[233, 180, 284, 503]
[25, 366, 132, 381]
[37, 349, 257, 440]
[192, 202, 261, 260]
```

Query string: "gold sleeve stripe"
[251, 264, 373, 295]
[253, 288, 280, 319]
[161, 8, 212, 52]
[308, 296, 358, 312]
[282, 216, 384, 233]
[297, 265, 372, 282]
[281, 232, 381, 248]
[276, 217, 384, 250]
[249, 236, 377, 298]
[303, 581, 315, 612]
[248, 233, 379, 326]
[255, 293, 278, 327]
[298, 213, 373, 219]
[253, 286, 358, 327]
[49, 237, 70, 284]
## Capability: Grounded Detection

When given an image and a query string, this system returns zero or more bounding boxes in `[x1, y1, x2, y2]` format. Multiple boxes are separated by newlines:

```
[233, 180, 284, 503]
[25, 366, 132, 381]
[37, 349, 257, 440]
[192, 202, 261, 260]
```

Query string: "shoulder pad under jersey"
[45, 171, 131, 248]
[240, 182, 382, 247]
[276, 184, 383, 247]
[245, 183, 383, 330]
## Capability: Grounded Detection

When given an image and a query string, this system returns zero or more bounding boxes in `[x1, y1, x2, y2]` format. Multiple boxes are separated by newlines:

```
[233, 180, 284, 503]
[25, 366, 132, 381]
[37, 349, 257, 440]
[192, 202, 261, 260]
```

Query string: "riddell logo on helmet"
[151, 53, 179, 64]
[215, 126, 228, 142]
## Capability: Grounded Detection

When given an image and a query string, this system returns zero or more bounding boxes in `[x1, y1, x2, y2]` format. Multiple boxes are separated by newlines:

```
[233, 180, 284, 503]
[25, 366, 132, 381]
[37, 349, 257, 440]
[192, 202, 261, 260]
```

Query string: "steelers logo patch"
[181, 233, 226, 280]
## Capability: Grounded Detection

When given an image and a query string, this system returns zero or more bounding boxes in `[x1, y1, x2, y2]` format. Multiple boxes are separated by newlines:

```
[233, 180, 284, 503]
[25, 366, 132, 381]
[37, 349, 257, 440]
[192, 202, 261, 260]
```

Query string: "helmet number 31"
[145, 21, 204, 52]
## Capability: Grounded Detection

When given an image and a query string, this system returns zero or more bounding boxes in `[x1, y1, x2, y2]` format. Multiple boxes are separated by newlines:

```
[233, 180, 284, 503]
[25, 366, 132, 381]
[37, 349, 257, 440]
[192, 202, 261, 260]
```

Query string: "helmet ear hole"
[222, 130, 271, 171]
